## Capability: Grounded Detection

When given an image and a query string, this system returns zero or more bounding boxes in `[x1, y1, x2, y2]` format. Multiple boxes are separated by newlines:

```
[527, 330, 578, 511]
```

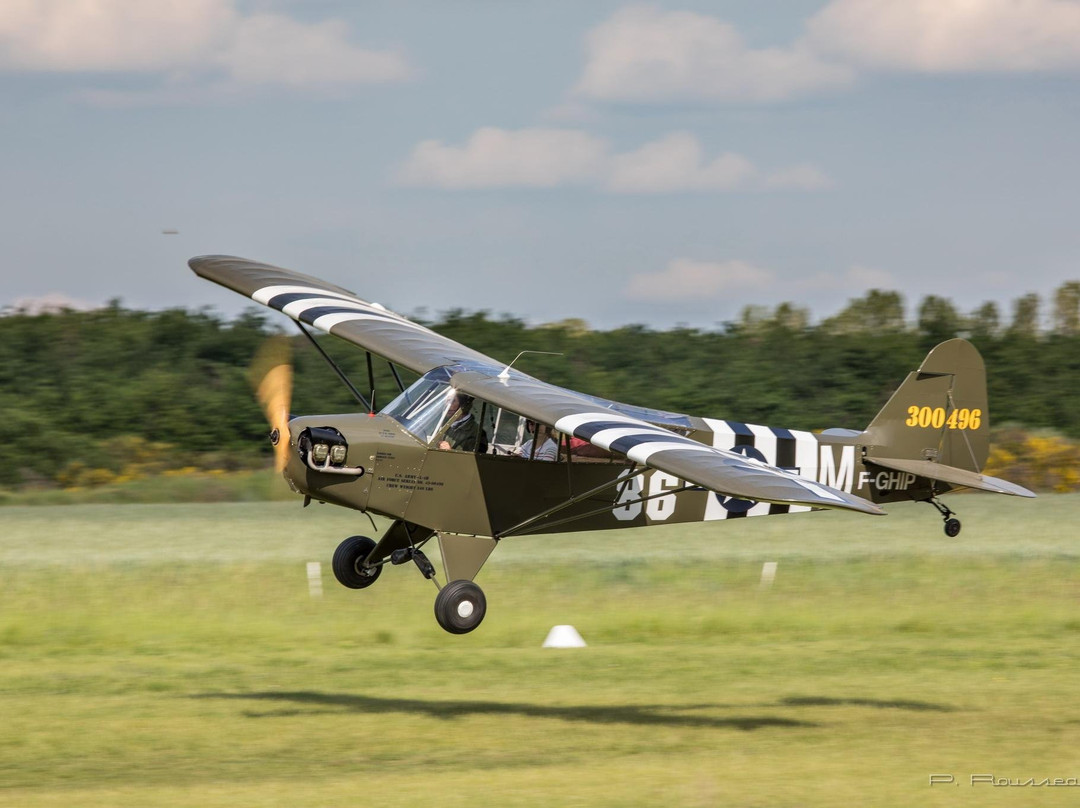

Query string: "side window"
[486, 409, 561, 462]
[433, 399, 568, 462]
[490, 409, 526, 455]
[431, 398, 539, 458]
[474, 401, 496, 454]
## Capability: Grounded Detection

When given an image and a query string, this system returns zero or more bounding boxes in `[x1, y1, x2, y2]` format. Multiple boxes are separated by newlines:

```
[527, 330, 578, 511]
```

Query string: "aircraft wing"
[189, 255, 493, 374]
[448, 367, 884, 516]
[192, 255, 882, 515]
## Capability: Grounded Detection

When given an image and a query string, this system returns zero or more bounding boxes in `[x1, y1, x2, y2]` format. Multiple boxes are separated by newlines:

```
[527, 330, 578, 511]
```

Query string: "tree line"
[1, 284, 1078, 488]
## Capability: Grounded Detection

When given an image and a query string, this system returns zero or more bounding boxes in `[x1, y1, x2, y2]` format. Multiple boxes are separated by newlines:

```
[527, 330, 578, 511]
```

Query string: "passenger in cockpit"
[437, 393, 479, 451]
[514, 419, 558, 461]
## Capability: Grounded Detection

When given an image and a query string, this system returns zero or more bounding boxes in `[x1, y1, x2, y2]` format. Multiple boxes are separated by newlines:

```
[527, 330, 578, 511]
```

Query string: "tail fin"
[862, 338, 989, 472]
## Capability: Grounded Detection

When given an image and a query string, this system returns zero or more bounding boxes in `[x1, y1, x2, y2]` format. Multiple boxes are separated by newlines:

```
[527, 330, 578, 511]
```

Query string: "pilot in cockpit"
[437, 393, 479, 451]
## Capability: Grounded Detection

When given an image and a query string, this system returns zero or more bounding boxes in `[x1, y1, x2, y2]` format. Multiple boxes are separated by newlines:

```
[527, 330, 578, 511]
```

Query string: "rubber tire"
[434, 580, 487, 635]
[944, 518, 961, 538]
[332, 536, 381, 589]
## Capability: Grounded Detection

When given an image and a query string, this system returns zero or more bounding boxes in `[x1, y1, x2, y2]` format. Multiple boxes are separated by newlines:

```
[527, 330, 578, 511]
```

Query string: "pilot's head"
[451, 393, 474, 414]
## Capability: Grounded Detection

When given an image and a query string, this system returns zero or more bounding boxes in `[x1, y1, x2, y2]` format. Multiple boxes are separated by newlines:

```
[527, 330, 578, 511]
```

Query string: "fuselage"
[282, 411, 937, 538]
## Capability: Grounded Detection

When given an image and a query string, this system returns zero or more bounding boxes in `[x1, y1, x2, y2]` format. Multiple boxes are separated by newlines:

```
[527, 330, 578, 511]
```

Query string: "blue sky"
[2, 1, 1079, 328]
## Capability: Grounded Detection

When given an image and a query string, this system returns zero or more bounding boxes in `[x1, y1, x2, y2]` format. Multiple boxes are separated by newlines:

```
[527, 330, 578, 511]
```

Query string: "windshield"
[380, 367, 455, 443]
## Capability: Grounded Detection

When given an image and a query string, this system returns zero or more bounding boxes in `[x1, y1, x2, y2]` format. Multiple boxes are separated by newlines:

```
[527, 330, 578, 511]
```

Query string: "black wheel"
[434, 580, 487, 634]
[944, 518, 961, 538]
[332, 536, 381, 589]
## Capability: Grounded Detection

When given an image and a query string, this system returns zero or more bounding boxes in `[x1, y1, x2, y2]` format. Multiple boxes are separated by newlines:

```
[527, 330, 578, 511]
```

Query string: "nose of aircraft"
[284, 414, 390, 481]
[278, 414, 391, 513]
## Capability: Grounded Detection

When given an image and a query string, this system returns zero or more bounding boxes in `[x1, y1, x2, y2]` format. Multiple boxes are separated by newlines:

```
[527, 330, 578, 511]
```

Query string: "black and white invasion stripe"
[554, 411, 840, 511]
[251, 284, 433, 337]
[701, 418, 823, 519]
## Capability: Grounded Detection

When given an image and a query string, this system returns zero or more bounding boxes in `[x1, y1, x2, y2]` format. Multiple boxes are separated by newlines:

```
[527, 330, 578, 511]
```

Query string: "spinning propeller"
[249, 336, 293, 473]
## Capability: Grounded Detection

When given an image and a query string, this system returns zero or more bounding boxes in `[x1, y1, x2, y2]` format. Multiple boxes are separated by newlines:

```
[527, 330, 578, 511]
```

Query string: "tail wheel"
[434, 580, 487, 634]
[332, 535, 381, 589]
[924, 498, 961, 538]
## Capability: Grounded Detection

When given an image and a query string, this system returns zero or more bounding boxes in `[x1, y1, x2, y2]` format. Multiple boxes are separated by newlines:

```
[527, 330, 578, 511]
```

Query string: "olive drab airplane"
[191, 256, 1035, 635]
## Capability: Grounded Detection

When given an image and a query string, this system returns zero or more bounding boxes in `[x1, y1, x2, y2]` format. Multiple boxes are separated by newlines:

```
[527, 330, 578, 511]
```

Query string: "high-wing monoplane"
[192, 256, 1034, 634]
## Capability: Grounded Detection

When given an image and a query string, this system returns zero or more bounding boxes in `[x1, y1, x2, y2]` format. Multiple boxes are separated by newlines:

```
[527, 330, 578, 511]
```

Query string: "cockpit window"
[381, 366, 609, 462]
[380, 368, 455, 443]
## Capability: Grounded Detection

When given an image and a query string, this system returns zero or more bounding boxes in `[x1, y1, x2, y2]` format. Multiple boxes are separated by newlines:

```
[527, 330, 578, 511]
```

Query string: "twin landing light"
[298, 426, 364, 476]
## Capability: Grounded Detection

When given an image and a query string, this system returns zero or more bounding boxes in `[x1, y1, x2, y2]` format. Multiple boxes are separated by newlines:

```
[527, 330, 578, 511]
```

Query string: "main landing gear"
[331, 524, 497, 635]
[434, 580, 487, 634]
[923, 497, 962, 537]
[332, 535, 381, 589]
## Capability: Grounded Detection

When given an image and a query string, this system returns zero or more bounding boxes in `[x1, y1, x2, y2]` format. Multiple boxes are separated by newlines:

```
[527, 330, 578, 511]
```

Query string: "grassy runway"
[2, 495, 1079, 806]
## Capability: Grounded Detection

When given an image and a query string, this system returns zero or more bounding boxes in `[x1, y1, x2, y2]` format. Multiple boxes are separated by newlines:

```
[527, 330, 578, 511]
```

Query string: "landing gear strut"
[924, 498, 961, 537]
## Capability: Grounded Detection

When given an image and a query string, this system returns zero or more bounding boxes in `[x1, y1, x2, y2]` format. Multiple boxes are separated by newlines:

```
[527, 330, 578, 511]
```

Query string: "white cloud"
[572, 2, 1080, 108]
[3, 293, 98, 316]
[222, 15, 409, 87]
[574, 5, 854, 102]
[397, 128, 610, 189]
[0, 0, 411, 92]
[398, 128, 832, 193]
[624, 259, 775, 302]
[806, 0, 1080, 73]
[606, 132, 757, 192]
[0, 0, 230, 72]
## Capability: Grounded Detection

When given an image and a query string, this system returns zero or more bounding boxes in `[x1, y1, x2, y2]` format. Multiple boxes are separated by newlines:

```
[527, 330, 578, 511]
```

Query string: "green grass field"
[2, 495, 1079, 806]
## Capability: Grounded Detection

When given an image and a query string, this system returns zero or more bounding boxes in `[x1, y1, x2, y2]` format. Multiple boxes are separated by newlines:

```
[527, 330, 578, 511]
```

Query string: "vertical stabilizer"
[862, 339, 989, 472]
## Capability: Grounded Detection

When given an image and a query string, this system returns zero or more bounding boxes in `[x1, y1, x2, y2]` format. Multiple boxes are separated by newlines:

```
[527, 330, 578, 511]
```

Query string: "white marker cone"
[542, 625, 586, 648]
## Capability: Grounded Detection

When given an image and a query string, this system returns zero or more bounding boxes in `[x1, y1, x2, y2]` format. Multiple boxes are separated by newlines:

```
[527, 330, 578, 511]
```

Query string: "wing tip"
[999, 481, 1038, 498]
[188, 254, 245, 277]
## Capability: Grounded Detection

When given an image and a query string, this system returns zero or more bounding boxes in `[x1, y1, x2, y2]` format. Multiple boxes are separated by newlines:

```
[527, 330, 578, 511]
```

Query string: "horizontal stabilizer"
[867, 457, 1035, 498]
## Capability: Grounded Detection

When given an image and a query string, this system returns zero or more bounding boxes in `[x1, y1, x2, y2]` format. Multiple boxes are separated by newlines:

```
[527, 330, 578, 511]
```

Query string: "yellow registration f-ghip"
[192, 256, 1034, 635]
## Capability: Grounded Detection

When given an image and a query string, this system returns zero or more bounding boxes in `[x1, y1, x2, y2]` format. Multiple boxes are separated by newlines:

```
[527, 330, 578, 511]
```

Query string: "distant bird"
[161, 229, 179, 235]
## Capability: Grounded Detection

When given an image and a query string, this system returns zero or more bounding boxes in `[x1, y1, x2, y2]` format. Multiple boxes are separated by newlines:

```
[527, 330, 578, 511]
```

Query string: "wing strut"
[294, 322, 370, 411]
[365, 352, 377, 415]
[387, 361, 408, 396]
